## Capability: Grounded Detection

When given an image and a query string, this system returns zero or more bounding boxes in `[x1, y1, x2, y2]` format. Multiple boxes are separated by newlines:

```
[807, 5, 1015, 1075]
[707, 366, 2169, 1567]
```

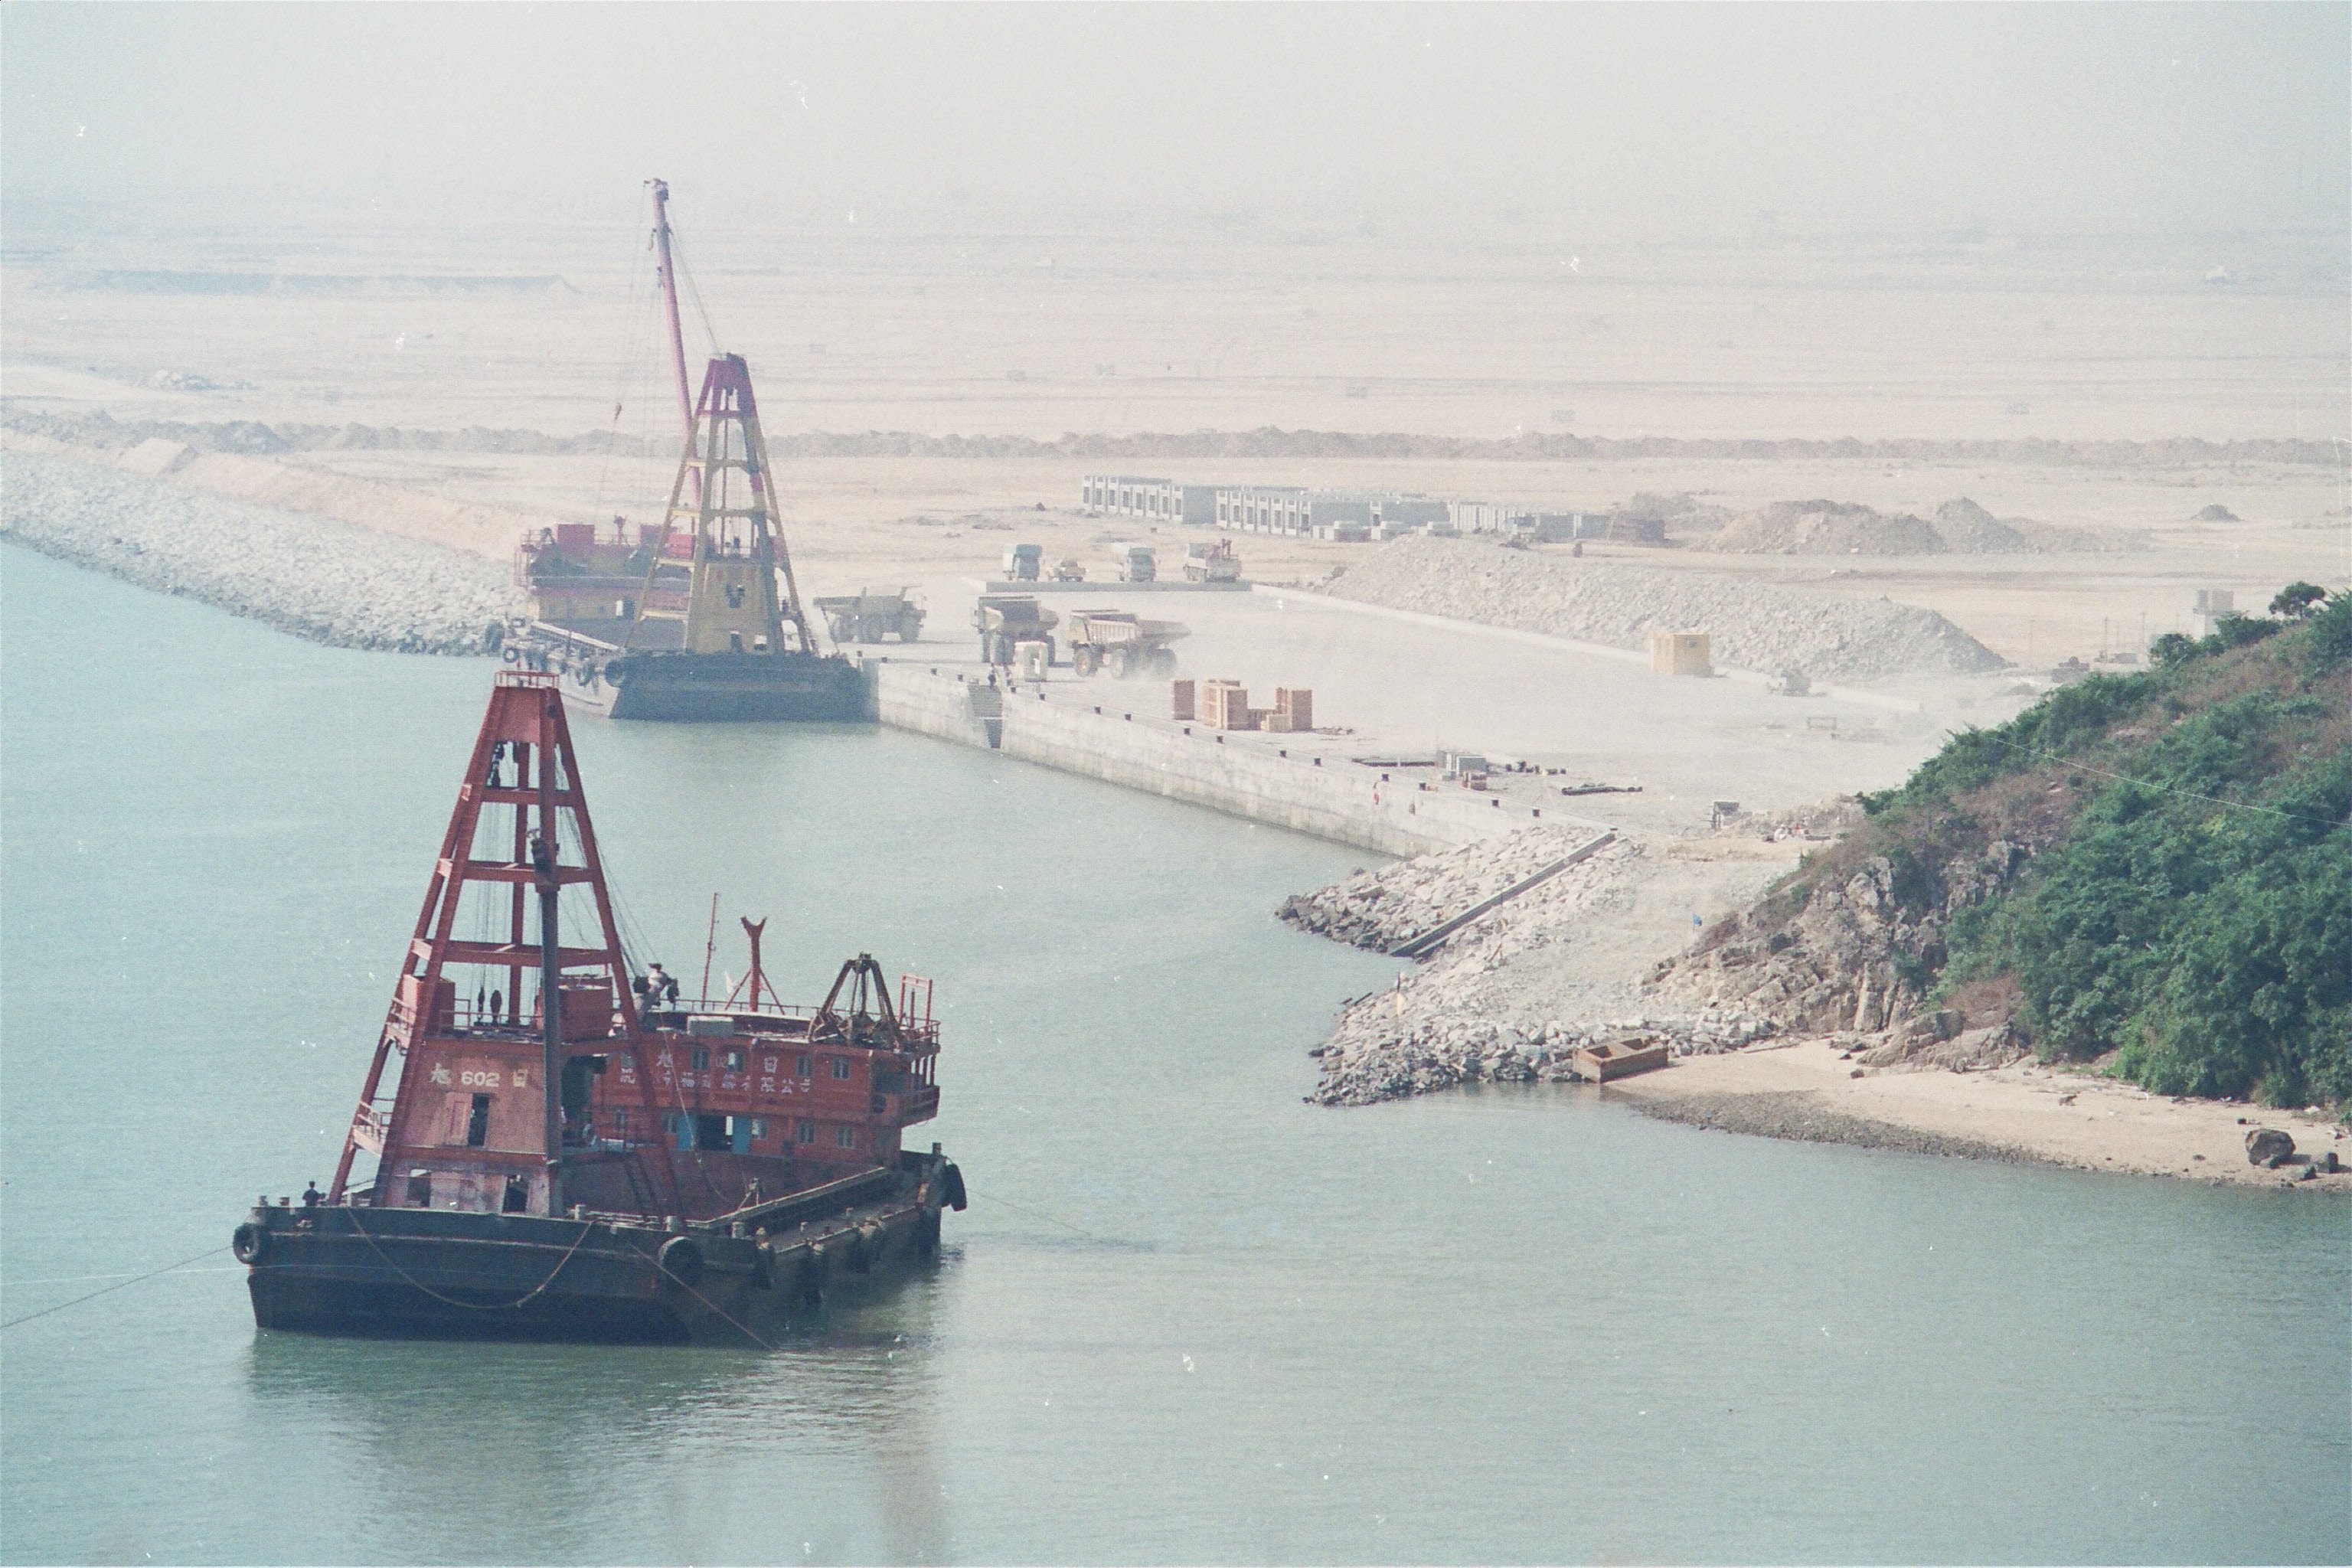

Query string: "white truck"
[1183, 539, 1241, 583]
[1106, 544, 1156, 583]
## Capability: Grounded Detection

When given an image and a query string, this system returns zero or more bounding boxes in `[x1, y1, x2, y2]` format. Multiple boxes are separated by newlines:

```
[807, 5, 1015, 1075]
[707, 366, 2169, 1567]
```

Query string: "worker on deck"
[302, 1181, 324, 1208]
[635, 964, 681, 1011]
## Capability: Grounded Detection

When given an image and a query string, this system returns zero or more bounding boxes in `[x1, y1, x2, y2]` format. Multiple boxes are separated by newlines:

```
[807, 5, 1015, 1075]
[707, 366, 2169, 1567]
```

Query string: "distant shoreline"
[1603, 1037, 2349, 1191]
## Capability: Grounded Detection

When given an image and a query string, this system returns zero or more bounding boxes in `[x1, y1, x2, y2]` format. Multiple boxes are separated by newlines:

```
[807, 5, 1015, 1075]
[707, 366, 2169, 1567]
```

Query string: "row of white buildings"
[1078, 474, 1658, 544]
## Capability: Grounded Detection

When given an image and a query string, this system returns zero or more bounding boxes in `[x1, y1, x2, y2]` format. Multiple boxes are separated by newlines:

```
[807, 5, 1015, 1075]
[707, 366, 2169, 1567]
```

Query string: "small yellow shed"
[1648, 629, 1713, 676]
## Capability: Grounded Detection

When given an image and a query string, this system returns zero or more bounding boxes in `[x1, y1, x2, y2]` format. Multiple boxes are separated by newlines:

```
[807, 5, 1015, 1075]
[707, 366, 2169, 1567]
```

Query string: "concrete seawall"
[865, 659, 1575, 858]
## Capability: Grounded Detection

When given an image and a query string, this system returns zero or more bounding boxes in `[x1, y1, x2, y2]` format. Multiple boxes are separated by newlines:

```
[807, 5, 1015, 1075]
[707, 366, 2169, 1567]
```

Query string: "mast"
[647, 178, 696, 454]
[532, 728, 564, 1216]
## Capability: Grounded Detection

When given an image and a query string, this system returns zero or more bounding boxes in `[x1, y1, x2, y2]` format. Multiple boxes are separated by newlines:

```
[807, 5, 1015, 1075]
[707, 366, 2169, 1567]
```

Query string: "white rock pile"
[2, 453, 521, 654]
[1321, 537, 2004, 680]
[1279, 824, 1605, 950]
[1289, 832, 1770, 1105]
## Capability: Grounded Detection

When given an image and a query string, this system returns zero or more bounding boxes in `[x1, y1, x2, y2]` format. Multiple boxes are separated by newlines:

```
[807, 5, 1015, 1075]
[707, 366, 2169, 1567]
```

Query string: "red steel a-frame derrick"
[629, 352, 818, 657]
[328, 672, 678, 1217]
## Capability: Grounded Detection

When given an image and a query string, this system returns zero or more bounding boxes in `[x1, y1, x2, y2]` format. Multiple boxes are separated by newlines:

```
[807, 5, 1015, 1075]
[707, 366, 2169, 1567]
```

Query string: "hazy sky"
[5, 3, 2346, 237]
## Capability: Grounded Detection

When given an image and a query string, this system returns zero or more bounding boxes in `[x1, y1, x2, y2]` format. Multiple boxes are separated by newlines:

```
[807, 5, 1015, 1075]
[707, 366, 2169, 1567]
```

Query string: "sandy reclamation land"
[5, 208, 2344, 1183]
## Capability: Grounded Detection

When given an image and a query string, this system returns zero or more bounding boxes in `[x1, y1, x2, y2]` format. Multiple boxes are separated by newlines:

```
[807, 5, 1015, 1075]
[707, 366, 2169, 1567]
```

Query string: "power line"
[666, 228, 723, 358]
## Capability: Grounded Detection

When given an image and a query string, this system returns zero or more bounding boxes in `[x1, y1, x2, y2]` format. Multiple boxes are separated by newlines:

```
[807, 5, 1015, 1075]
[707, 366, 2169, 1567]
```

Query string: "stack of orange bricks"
[1170, 679, 1313, 733]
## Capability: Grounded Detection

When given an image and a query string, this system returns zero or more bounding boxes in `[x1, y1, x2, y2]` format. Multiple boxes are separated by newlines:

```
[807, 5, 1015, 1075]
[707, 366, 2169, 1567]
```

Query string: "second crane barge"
[514, 179, 864, 722]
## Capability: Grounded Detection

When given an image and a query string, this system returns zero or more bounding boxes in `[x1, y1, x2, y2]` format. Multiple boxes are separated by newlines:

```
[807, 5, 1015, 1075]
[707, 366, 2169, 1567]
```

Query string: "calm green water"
[2, 544, 2346, 1565]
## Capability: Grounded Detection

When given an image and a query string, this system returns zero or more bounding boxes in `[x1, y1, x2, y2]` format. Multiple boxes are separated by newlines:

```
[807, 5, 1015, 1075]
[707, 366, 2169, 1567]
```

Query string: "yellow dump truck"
[1065, 611, 1186, 678]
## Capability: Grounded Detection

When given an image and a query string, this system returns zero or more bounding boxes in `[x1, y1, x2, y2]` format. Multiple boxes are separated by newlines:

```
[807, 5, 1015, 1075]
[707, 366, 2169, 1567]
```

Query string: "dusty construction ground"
[6, 211, 2346, 1176]
[5, 212, 2344, 665]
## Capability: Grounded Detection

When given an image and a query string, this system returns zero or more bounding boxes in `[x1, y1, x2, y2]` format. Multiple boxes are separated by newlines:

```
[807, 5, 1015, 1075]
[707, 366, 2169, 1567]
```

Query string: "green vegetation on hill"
[1854, 588, 2350, 1107]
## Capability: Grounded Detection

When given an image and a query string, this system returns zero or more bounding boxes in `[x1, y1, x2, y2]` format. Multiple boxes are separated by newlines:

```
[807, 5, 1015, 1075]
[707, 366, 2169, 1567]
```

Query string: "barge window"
[501, 1176, 528, 1213]
[690, 1047, 709, 1071]
[406, 1170, 433, 1207]
[465, 1094, 492, 1148]
[796, 1120, 815, 1145]
[835, 1126, 858, 1150]
[695, 1114, 727, 1152]
[829, 1057, 851, 1081]
[795, 1055, 811, 1079]
[724, 1050, 744, 1072]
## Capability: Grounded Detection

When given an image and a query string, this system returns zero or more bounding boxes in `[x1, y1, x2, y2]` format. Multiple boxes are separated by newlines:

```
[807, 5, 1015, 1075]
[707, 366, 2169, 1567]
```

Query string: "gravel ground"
[1617, 1087, 2026, 1161]
[2, 452, 521, 654]
[1321, 536, 2004, 681]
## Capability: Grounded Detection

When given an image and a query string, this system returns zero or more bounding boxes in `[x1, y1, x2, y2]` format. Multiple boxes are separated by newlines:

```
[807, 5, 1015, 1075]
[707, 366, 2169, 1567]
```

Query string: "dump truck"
[1065, 610, 1187, 678]
[973, 595, 1060, 666]
[1001, 544, 1043, 583]
[1106, 544, 1156, 583]
[815, 589, 924, 645]
[1183, 538, 1241, 583]
[1050, 557, 1087, 583]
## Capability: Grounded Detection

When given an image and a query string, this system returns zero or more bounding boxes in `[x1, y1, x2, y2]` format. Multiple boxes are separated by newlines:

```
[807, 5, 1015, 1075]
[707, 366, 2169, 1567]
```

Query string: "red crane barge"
[232, 671, 963, 1344]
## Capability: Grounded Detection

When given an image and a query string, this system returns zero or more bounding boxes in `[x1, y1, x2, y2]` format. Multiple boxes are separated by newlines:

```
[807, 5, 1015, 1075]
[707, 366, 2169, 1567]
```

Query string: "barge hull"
[546, 649, 867, 723]
[241, 1181, 943, 1346]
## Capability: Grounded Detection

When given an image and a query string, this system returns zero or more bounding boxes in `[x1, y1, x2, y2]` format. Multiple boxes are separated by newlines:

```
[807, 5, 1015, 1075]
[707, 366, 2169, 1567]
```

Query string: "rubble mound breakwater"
[2, 453, 520, 654]
[1321, 537, 2004, 681]
[1284, 828, 1781, 1106]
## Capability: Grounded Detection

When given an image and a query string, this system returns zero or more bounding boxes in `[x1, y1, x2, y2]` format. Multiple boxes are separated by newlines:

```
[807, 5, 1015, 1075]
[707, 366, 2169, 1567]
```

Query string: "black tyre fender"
[501, 645, 522, 665]
[752, 1244, 775, 1290]
[657, 1235, 704, 1287]
[603, 660, 626, 687]
[233, 1222, 270, 1265]
[796, 1250, 825, 1306]
[942, 1161, 968, 1212]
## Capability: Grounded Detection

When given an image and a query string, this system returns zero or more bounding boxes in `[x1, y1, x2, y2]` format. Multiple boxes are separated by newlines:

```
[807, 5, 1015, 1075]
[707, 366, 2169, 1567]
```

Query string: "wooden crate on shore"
[1571, 1037, 1671, 1083]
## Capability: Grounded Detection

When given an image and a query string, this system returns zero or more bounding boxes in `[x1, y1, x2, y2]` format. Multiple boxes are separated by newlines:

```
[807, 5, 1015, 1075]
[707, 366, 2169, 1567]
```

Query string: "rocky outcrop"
[1644, 838, 2034, 1042]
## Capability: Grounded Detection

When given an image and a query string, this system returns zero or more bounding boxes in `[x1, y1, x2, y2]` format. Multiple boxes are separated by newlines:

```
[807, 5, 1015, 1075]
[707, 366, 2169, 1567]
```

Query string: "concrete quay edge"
[863, 658, 1588, 859]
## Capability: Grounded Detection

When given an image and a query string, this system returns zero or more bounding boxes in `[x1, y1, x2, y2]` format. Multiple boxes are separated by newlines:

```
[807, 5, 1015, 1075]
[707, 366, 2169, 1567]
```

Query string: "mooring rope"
[651, 1256, 777, 1351]
[348, 1209, 776, 1348]
[1, 1245, 231, 1331]
[344, 1209, 598, 1312]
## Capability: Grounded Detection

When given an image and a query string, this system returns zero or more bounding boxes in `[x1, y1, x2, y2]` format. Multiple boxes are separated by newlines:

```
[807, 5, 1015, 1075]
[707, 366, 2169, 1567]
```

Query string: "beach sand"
[1605, 1036, 2351, 1189]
